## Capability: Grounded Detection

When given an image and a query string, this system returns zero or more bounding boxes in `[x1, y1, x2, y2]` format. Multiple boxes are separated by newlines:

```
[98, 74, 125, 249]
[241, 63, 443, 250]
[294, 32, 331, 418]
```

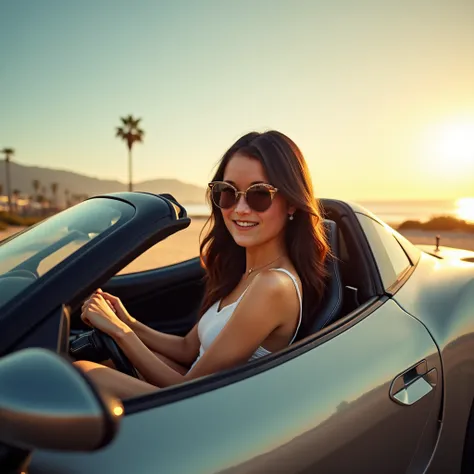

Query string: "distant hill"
[0, 161, 206, 205]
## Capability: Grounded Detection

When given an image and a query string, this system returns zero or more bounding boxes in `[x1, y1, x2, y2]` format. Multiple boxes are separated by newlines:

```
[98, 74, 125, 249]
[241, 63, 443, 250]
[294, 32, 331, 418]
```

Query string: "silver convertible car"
[1, 192, 474, 474]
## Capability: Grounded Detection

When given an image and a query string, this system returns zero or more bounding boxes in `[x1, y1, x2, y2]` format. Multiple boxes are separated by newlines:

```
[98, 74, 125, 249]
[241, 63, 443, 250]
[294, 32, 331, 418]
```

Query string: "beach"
[1, 219, 473, 275]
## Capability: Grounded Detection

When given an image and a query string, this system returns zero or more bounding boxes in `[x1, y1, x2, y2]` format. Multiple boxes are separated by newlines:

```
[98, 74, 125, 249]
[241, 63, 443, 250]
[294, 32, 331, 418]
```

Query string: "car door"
[31, 297, 442, 474]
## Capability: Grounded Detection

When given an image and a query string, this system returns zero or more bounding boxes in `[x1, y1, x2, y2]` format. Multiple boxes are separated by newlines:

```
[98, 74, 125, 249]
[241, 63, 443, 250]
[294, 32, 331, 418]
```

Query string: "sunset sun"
[420, 120, 474, 177]
[436, 122, 474, 166]
[456, 198, 474, 223]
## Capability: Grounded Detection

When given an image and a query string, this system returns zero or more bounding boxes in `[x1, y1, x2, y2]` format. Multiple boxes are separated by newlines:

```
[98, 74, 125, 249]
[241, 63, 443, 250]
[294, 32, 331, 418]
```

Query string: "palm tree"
[32, 179, 40, 201]
[36, 194, 46, 211]
[41, 185, 49, 207]
[1, 148, 14, 213]
[12, 189, 20, 213]
[50, 182, 59, 208]
[115, 115, 144, 192]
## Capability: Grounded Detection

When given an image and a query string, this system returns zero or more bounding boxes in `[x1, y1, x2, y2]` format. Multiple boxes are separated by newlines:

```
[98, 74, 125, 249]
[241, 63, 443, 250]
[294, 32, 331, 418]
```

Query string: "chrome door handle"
[389, 360, 438, 406]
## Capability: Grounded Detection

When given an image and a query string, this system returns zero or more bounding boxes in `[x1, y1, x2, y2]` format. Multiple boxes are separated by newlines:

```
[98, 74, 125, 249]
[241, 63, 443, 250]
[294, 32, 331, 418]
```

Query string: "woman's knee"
[73, 360, 104, 374]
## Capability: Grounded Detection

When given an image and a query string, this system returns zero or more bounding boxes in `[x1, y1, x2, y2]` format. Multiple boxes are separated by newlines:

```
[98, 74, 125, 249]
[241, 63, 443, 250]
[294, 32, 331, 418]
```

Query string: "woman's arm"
[98, 290, 200, 366]
[113, 271, 297, 387]
[128, 320, 200, 367]
[114, 329, 194, 386]
[81, 294, 199, 386]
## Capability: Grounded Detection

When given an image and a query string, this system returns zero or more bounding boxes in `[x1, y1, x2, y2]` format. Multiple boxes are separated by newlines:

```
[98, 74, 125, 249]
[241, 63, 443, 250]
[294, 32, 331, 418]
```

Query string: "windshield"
[0, 198, 133, 308]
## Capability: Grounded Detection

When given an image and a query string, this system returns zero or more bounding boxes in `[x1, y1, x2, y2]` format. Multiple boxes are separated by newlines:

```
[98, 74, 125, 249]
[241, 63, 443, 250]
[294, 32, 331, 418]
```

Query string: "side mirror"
[0, 348, 123, 452]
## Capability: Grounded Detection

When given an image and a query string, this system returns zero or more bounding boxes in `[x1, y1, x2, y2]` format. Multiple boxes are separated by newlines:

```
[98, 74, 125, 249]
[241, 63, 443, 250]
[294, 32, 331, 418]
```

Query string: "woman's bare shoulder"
[245, 268, 301, 314]
[259, 267, 301, 293]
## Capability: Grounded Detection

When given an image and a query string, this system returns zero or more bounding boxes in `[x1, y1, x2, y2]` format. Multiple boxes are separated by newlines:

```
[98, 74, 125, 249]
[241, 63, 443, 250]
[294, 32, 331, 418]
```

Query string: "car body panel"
[31, 299, 441, 474]
[2, 194, 473, 473]
[393, 252, 474, 474]
[417, 245, 474, 263]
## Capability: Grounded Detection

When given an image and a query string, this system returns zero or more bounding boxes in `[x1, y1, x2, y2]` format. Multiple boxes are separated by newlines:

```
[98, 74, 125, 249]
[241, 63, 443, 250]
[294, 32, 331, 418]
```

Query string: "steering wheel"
[93, 329, 138, 378]
[70, 329, 138, 378]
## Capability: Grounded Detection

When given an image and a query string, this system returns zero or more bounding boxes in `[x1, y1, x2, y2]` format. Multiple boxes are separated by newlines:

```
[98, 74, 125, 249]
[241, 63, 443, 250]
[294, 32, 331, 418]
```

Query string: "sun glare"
[421, 120, 474, 173]
[437, 122, 474, 165]
[456, 198, 474, 223]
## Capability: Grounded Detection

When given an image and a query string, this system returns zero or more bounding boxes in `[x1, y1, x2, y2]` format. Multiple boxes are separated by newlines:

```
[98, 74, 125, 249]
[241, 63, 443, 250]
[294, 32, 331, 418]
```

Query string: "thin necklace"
[246, 255, 282, 277]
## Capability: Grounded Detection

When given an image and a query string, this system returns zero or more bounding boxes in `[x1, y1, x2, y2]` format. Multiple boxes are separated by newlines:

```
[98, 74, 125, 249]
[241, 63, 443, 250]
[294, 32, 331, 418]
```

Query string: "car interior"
[68, 198, 381, 369]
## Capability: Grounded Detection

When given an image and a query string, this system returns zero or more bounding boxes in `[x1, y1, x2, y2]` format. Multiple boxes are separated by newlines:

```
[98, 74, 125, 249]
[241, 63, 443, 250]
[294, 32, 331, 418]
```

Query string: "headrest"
[310, 219, 344, 332]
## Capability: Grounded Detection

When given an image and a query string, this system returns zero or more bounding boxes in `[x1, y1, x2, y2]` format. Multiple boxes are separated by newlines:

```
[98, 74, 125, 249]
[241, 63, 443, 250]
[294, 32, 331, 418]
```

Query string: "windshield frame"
[0, 192, 191, 357]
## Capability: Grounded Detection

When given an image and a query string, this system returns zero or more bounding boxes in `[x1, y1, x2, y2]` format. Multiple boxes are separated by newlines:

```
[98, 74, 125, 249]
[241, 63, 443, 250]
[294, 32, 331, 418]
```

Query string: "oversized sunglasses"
[208, 181, 279, 212]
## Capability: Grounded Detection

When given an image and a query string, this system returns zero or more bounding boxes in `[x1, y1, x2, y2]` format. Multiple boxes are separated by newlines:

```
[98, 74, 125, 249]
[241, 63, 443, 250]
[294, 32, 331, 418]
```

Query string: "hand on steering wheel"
[81, 293, 138, 378]
[93, 329, 138, 378]
[81, 292, 128, 335]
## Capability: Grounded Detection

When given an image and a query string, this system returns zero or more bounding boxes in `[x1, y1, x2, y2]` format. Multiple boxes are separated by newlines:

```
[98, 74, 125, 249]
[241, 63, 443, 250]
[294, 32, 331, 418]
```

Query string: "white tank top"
[190, 268, 303, 370]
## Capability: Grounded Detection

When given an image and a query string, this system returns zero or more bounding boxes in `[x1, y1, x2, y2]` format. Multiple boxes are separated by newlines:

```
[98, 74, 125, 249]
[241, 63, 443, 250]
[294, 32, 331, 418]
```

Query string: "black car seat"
[310, 219, 344, 333]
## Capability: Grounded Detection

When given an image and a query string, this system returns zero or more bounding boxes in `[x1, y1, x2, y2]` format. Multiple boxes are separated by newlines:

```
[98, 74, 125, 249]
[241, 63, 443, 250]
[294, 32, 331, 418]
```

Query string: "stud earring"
[289, 214, 294, 221]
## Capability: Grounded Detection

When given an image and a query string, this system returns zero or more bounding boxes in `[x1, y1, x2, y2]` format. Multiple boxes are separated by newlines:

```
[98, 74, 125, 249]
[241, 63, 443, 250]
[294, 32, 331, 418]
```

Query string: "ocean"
[182, 199, 467, 225]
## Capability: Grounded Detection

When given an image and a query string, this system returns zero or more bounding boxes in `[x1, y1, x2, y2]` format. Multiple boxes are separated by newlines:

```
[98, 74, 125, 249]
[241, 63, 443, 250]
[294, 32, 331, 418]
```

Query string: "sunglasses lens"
[211, 183, 236, 209]
[247, 186, 273, 212]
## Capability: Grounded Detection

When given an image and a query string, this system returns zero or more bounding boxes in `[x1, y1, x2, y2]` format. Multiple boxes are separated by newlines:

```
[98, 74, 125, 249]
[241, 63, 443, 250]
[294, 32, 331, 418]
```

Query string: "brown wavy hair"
[199, 131, 329, 340]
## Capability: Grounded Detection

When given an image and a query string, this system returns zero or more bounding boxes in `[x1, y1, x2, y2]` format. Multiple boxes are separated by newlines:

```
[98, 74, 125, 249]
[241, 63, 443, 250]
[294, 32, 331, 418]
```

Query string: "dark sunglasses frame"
[208, 181, 279, 212]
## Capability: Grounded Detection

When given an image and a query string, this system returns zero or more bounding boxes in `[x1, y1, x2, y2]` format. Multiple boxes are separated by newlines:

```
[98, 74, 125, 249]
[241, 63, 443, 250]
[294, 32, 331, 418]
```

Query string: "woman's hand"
[81, 293, 131, 337]
[94, 289, 136, 326]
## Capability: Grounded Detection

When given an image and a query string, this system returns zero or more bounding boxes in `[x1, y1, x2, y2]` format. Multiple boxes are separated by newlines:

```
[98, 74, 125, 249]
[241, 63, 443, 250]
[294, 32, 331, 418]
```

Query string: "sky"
[1, 0, 473, 201]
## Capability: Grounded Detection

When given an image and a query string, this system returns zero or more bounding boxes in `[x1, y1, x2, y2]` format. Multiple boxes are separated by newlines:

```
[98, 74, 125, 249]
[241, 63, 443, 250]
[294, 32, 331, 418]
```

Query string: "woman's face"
[220, 153, 293, 249]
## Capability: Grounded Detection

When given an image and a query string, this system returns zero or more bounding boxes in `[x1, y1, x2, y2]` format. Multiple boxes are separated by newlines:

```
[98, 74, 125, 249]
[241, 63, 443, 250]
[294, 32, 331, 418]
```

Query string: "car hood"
[416, 245, 474, 264]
